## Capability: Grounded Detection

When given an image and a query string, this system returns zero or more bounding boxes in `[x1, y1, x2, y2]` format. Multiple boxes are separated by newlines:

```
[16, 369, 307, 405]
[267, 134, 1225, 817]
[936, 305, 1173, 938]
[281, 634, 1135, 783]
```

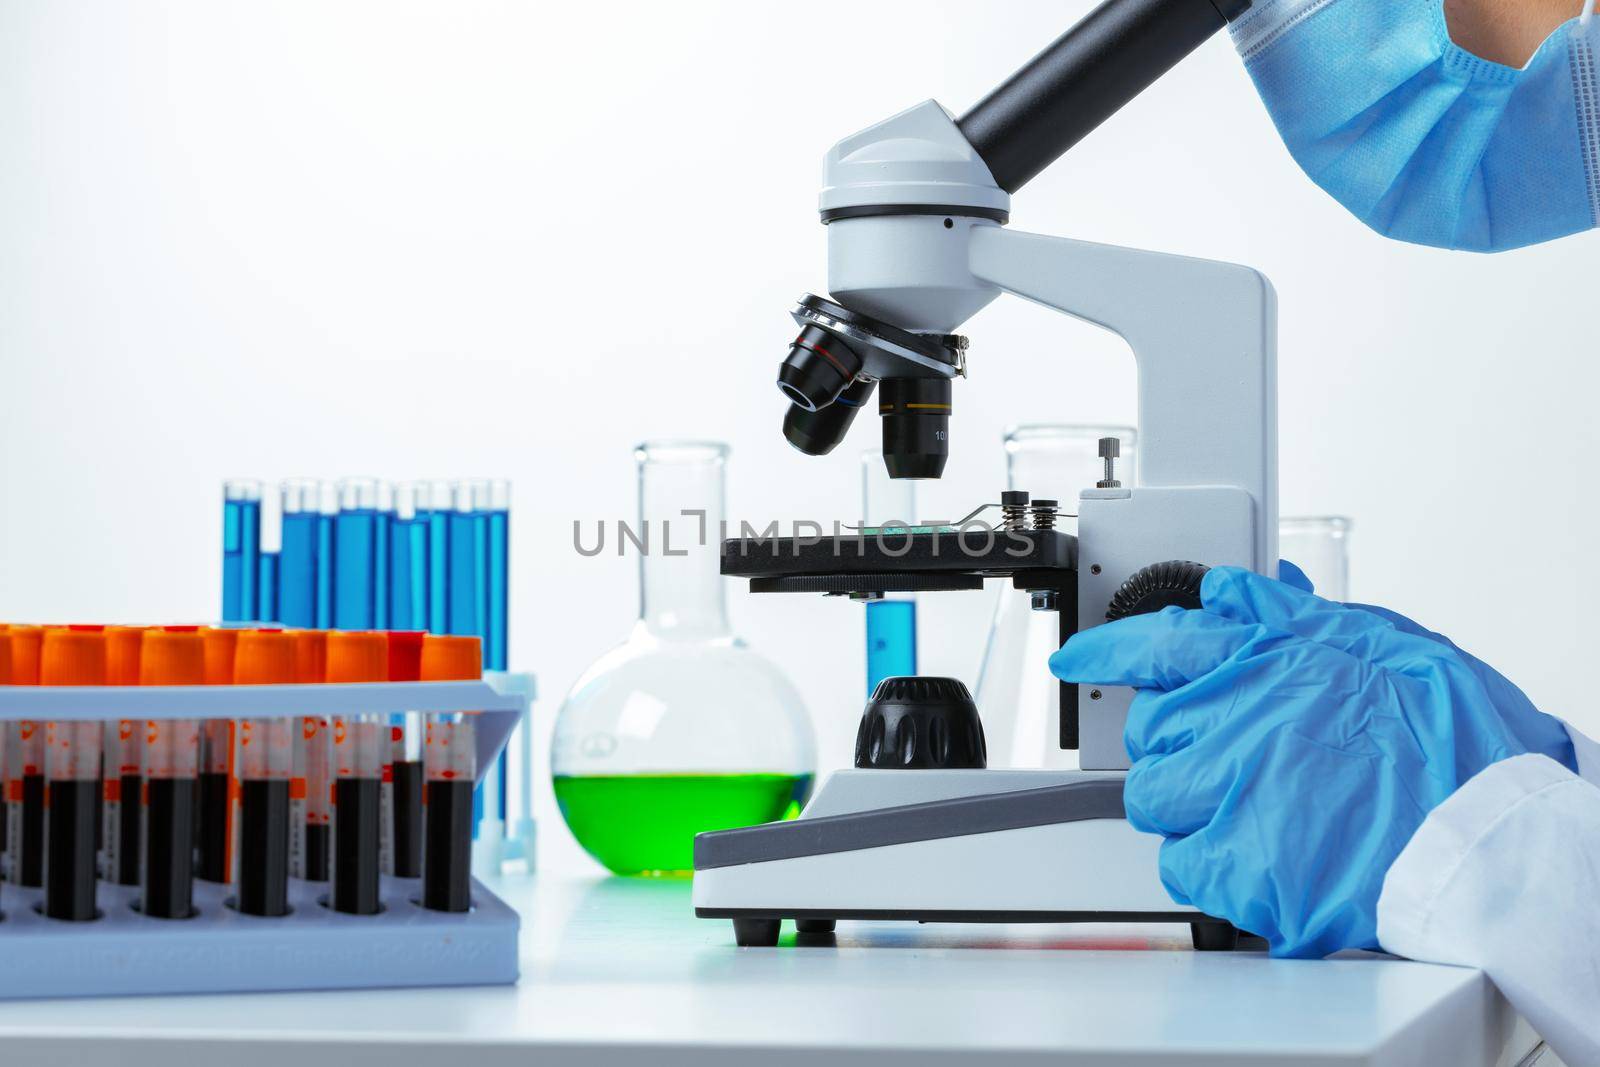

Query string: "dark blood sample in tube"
[144, 776, 196, 918]
[114, 772, 143, 885]
[392, 758, 423, 878]
[141, 717, 201, 919]
[423, 778, 474, 912]
[19, 770, 46, 888]
[237, 717, 293, 917]
[46, 779, 99, 920]
[331, 770, 381, 914]
[304, 822, 330, 881]
[195, 720, 232, 883]
[422, 714, 476, 913]
[44, 721, 101, 922]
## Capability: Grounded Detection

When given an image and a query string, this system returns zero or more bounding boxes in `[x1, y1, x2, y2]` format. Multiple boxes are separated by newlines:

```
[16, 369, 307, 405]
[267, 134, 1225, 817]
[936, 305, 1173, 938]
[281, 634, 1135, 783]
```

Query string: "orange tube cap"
[420, 635, 482, 682]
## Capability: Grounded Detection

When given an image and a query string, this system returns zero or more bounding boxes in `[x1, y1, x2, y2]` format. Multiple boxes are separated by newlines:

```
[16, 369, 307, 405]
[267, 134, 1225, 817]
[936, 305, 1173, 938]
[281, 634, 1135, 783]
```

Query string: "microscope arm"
[969, 225, 1278, 769]
[967, 226, 1278, 572]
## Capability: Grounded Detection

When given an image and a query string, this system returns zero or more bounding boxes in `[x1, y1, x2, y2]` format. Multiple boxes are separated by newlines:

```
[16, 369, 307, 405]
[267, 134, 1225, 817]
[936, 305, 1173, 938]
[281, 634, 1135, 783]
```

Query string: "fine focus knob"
[854, 676, 987, 770]
[1104, 560, 1210, 621]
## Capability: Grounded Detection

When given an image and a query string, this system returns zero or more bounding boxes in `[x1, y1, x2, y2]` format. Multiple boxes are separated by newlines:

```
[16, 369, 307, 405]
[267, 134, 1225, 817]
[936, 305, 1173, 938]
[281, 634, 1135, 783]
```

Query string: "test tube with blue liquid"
[389, 483, 431, 632]
[222, 480, 262, 623]
[424, 479, 452, 636]
[277, 479, 323, 628]
[446, 479, 490, 642]
[446, 479, 515, 853]
[315, 480, 337, 628]
[257, 491, 281, 624]
[334, 478, 389, 630]
[861, 452, 917, 694]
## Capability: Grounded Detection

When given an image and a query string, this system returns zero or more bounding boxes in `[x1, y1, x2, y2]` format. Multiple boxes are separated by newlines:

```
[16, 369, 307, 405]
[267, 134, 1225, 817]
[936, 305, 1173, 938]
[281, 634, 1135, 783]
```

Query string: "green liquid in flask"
[554, 773, 813, 877]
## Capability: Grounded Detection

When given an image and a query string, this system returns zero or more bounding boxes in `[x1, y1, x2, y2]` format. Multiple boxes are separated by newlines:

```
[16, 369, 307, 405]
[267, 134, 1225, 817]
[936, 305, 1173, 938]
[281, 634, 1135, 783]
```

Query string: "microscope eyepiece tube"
[957, 0, 1243, 193]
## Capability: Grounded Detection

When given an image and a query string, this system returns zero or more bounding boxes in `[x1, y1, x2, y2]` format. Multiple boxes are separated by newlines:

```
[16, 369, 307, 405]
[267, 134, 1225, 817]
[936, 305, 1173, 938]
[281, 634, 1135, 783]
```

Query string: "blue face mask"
[1231, 0, 1600, 252]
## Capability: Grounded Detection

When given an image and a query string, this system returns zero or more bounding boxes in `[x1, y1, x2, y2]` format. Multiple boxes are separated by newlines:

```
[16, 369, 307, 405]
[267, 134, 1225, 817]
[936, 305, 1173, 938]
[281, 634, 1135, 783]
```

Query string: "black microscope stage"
[720, 528, 1077, 596]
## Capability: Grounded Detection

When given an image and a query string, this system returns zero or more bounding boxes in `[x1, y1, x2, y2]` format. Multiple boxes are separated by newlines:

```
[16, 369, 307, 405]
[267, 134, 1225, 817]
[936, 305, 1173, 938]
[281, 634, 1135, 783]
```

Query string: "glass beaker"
[1280, 516, 1353, 601]
[975, 424, 1138, 769]
[552, 441, 815, 877]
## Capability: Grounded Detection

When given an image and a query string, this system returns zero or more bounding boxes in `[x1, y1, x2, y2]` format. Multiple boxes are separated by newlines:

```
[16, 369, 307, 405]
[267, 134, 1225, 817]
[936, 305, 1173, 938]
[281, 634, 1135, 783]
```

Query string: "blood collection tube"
[233, 630, 295, 917]
[139, 627, 205, 919]
[102, 626, 145, 887]
[420, 635, 481, 913]
[0, 626, 9, 860]
[197, 628, 238, 883]
[327, 631, 386, 914]
[384, 631, 425, 878]
[292, 630, 331, 881]
[40, 626, 106, 921]
[5, 625, 44, 888]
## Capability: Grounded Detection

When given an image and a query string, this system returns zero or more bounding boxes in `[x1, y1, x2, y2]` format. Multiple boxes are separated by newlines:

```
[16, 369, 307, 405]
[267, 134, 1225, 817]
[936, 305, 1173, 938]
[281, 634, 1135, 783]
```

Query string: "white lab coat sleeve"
[1376, 751, 1600, 1067]
[1564, 720, 1600, 788]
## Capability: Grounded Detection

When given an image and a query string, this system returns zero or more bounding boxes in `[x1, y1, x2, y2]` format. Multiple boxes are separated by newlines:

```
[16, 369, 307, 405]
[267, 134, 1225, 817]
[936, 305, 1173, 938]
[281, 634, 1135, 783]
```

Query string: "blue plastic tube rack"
[0, 674, 533, 999]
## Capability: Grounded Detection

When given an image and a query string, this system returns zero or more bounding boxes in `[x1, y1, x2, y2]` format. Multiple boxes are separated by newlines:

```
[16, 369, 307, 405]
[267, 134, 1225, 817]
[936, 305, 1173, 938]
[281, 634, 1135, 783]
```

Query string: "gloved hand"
[1050, 566, 1576, 958]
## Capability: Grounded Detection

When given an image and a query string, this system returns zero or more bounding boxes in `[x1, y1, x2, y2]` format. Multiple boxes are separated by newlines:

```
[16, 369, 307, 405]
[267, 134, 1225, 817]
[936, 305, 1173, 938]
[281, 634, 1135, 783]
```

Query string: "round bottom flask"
[552, 442, 815, 877]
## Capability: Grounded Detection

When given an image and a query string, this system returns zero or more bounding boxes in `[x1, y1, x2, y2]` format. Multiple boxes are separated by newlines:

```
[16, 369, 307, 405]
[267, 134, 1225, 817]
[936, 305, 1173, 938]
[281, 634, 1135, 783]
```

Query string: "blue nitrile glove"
[1050, 567, 1576, 958]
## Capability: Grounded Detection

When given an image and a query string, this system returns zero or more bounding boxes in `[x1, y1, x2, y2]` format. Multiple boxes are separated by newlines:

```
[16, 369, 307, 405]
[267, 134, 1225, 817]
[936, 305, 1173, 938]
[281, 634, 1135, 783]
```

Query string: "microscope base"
[693, 769, 1241, 950]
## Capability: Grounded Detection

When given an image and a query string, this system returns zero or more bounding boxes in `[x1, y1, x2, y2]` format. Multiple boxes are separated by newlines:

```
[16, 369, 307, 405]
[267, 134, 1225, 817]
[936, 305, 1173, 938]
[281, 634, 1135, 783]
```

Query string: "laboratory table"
[0, 873, 1543, 1066]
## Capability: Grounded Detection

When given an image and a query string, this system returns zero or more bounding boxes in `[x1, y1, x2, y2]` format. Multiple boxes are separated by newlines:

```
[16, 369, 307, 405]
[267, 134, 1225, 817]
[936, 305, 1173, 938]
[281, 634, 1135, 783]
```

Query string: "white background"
[2, 0, 1596, 875]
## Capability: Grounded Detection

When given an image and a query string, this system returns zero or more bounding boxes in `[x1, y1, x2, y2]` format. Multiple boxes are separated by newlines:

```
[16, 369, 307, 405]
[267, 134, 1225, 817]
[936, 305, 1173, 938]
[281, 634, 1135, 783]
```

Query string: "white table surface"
[0, 873, 1541, 1066]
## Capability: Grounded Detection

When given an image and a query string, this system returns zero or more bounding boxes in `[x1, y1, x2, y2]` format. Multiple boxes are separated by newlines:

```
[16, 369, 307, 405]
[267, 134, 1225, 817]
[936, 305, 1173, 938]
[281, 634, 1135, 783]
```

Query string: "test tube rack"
[0, 674, 532, 1000]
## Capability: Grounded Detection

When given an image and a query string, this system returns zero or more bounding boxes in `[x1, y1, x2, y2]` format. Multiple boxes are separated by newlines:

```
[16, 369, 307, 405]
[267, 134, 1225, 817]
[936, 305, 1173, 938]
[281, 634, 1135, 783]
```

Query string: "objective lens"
[783, 378, 876, 457]
[880, 378, 952, 480]
[777, 324, 864, 412]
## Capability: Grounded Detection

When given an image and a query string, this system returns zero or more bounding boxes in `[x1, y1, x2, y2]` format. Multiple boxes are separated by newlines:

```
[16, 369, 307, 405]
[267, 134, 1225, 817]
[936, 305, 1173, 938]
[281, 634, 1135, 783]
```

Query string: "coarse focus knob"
[1104, 560, 1210, 621]
[854, 677, 987, 770]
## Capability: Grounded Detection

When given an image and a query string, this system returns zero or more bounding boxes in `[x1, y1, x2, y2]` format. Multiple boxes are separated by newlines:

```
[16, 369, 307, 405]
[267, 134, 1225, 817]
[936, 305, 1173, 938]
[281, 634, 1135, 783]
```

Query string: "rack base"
[0, 875, 518, 999]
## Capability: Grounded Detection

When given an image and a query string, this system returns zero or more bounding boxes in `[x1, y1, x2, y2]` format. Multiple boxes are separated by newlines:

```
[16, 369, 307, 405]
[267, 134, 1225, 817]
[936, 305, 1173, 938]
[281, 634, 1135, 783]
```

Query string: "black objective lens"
[880, 378, 951, 479]
[783, 377, 875, 456]
[777, 323, 864, 412]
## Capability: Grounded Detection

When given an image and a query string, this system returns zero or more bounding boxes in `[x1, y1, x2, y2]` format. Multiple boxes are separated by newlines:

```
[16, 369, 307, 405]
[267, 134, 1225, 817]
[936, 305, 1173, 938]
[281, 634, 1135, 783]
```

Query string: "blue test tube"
[374, 481, 393, 630]
[222, 479, 262, 623]
[258, 553, 280, 623]
[278, 479, 321, 628]
[389, 482, 431, 631]
[484, 480, 510, 672]
[446, 481, 491, 836]
[334, 478, 386, 630]
[315, 479, 337, 628]
[424, 479, 451, 635]
[861, 452, 918, 694]
[257, 488, 282, 623]
[866, 601, 918, 693]
[446, 479, 489, 641]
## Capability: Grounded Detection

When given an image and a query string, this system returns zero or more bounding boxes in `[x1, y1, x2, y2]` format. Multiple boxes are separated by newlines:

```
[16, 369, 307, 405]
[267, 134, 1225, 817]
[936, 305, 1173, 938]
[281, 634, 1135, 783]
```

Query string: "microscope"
[693, 0, 1277, 950]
